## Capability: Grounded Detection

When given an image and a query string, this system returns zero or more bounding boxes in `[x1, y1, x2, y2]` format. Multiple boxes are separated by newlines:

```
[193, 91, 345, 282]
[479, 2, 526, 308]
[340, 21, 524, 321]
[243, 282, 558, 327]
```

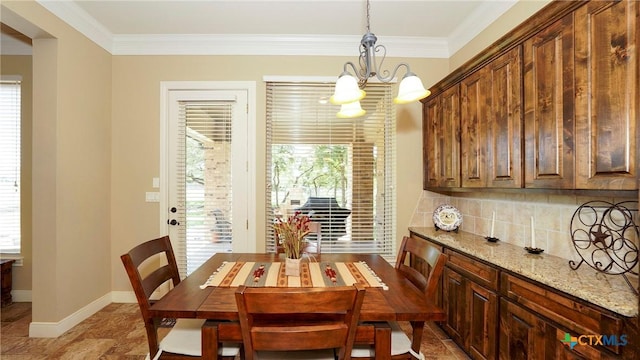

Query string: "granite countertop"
[409, 227, 639, 318]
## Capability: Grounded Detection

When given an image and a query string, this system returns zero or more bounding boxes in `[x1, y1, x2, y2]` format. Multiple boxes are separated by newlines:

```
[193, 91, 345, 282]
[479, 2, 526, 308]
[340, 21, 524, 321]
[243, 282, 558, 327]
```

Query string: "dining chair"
[352, 235, 447, 359]
[235, 283, 366, 360]
[120, 236, 240, 360]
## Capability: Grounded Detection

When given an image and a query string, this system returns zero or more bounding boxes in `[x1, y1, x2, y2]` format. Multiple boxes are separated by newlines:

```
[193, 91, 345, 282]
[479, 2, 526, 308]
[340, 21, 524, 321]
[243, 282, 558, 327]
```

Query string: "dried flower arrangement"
[274, 211, 311, 259]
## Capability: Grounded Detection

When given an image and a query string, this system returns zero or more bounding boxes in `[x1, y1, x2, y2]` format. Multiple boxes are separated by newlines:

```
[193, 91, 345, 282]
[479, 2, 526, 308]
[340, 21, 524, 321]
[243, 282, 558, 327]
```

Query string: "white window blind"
[176, 100, 234, 275]
[0, 78, 21, 254]
[265, 82, 396, 260]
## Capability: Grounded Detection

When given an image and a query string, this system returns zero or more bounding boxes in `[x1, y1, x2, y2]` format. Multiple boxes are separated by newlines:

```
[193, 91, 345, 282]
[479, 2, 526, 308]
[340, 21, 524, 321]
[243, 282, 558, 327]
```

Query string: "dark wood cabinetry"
[486, 47, 522, 188]
[423, 85, 460, 188]
[457, 45, 523, 189]
[499, 298, 546, 360]
[442, 267, 466, 346]
[523, 14, 575, 189]
[409, 231, 639, 360]
[460, 67, 489, 188]
[442, 250, 498, 360]
[574, 0, 638, 190]
[423, 0, 638, 191]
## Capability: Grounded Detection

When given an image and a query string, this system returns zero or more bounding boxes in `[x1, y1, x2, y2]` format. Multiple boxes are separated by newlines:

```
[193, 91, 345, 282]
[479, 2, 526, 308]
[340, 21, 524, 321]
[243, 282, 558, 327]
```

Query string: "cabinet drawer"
[501, 273, 625, 355]
[444, 249, 498, 290]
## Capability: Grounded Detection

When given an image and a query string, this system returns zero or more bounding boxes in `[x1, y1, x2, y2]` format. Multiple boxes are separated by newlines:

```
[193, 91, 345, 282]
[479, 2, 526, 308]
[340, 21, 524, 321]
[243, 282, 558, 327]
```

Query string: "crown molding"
[111, 34, 448, 57]
[35, 0, 448, 57]
[447, 0, 517, 55]
[36, 0, 113, 52]
[36, 0, 520, 58]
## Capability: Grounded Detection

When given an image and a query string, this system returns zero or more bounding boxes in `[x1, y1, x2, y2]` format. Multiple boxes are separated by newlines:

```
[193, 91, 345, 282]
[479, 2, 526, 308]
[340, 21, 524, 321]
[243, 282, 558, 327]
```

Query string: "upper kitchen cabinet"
[461, 47, 522, 188]
[523, 15, 575, 189]
[486, 48, 522, 188]
[423, 85, 461, 188]
[424, 0, 638, 192]
[460, 67, 489, 187]
[574, 0, 638, 190]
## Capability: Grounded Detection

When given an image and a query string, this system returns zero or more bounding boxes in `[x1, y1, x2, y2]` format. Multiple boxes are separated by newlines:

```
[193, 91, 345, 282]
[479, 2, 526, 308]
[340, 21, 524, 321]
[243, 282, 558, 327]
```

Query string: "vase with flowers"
[274, 211, 310, 276]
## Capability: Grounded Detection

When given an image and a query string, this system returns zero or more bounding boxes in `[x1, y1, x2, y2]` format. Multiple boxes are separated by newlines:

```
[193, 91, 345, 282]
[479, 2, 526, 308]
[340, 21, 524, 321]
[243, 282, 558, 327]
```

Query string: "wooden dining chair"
[235, 283, 366, 360]
[120, 236, 240, 360]
[352, 235, 447, 359]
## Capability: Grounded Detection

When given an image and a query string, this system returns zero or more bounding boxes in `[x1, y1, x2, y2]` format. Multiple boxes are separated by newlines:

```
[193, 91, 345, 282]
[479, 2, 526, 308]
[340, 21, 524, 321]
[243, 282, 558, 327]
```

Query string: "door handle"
[168, 219, 180, 226]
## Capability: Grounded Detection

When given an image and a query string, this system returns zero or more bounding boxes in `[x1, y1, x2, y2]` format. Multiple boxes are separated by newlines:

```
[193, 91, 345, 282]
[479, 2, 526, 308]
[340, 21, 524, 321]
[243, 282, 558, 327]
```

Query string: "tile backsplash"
[410, 190, 638, 263]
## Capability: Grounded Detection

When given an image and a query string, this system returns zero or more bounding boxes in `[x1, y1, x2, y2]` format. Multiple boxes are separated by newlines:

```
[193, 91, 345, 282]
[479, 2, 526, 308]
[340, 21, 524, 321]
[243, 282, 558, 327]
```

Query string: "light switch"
[152, 177, 160, 188]
[145, 192, 160, 202]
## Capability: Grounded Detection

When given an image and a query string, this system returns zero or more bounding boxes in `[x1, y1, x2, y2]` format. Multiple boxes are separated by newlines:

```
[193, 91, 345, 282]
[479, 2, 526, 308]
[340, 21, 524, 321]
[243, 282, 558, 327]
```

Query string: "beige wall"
[3, 0, 112, 323]
[110, 55, 449, 291]
[0, 55, 33, 292]
[449, 0, 552, 71]
[2, 0, 560, 326]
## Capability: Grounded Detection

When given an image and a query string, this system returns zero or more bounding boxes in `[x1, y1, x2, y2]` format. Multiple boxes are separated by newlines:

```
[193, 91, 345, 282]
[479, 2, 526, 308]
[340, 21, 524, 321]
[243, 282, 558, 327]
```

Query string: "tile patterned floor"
[1, 302, 469, 359]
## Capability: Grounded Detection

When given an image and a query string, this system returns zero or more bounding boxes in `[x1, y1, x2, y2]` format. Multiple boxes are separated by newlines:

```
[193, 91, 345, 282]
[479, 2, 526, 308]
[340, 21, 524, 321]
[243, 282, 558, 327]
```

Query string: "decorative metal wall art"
[569, 201, 638, 294]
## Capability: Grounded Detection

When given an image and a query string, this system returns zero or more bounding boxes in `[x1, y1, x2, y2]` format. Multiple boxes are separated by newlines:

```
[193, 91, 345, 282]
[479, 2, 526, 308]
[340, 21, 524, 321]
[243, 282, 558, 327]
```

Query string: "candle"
[530, 216, 536, 249]
[490, 211, 496, 238]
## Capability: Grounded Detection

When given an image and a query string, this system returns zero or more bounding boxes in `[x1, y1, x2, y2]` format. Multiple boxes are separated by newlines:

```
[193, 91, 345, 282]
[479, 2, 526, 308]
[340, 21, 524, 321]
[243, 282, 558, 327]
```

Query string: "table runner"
[200, 261, 388, 290]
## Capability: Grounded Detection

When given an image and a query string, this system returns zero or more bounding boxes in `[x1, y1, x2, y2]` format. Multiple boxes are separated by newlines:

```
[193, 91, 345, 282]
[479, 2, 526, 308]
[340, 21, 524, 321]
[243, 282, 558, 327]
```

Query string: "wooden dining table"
[149, 252, 445, 359]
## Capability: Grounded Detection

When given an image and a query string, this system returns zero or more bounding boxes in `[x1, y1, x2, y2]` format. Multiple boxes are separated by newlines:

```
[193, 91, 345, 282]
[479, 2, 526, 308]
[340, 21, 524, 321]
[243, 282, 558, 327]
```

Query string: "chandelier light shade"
[336, 100, 366, 118]
[331, 0, 430, 114]
[330, 72, 366, 104]
[394, 72, 431, 104]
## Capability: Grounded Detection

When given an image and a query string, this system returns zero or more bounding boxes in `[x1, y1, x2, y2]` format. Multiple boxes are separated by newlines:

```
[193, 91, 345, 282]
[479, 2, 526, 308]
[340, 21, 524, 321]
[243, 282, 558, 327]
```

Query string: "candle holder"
[485, 236, 499, 243]
[524, 247, 544, 254]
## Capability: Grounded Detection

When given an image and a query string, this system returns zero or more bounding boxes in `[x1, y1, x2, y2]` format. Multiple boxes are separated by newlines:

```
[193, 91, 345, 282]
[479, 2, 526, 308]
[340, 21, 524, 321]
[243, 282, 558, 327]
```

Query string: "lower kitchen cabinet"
[499, 298, 545, 360]
[468, 282, 498, 359]
[409, 232, 638, 360]
[442, 250, 498, 360]
[500, 298, 611, 360]
[443, 267, 466, 346]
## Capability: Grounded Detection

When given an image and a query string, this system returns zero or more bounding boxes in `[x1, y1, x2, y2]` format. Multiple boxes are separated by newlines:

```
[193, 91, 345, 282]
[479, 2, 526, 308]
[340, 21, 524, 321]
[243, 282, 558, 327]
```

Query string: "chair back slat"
[236, 284, 365, 360]
[395, 235, 447, 301]
[120, 236, 182, 359]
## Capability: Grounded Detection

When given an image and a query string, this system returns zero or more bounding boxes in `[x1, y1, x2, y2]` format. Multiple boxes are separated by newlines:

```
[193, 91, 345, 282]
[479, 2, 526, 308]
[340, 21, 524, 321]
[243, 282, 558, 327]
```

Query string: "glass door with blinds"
[266, 81, 396, 260]
[167, 88, 248, 276]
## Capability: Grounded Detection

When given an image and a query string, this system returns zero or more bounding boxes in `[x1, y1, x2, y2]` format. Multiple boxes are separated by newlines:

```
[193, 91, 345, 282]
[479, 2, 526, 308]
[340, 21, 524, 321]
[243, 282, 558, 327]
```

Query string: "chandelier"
[331, 0, 431, 118]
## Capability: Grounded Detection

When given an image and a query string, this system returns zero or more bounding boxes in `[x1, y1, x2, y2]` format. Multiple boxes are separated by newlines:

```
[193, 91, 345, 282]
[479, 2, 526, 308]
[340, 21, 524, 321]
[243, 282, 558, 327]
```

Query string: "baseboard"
[26, 291, 154, 338]
[28, 293, 112, 338]
[11, 289, 32, 302]
[110, 290, 137, 303]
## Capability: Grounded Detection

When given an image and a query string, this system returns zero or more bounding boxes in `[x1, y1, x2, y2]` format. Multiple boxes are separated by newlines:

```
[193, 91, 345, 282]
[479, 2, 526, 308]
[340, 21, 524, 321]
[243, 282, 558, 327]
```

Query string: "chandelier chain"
[366, 0, 371, 33]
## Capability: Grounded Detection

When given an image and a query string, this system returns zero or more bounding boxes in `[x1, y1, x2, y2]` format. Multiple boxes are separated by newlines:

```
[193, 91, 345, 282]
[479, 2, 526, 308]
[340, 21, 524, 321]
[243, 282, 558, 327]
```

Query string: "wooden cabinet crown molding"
[422, 1, 586, 99]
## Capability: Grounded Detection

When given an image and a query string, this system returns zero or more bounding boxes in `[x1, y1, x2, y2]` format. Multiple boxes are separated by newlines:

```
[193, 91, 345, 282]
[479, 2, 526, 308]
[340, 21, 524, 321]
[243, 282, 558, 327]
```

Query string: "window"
[0, 77, 21, 254]
[265, 81, 396, 260]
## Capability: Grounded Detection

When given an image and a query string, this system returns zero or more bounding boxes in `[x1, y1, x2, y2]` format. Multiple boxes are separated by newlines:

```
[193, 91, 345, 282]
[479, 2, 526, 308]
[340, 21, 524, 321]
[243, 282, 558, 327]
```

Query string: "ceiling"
[2, 0, 519, 57]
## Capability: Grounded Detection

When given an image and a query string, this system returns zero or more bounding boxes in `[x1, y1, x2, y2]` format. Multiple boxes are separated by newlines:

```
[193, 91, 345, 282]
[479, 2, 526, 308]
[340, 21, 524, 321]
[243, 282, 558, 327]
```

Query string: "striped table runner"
[200, 261, 388, 290]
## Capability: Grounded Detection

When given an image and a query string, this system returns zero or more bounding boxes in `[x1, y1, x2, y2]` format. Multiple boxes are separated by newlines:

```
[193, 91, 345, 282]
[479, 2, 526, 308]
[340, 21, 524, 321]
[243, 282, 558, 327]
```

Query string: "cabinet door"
[423, 96, 441, 188]
[499, 298, 546, 360]
[423, 86, 461, 188]
[461, 68, 490, 187]
[468, 282, 498, 360]
[487, 47, 523, 188]
[523, 14, 575, 189]
[443, 267, 466, 346]
[575, 0, 638, 190]
[545, 327, 603, 360]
